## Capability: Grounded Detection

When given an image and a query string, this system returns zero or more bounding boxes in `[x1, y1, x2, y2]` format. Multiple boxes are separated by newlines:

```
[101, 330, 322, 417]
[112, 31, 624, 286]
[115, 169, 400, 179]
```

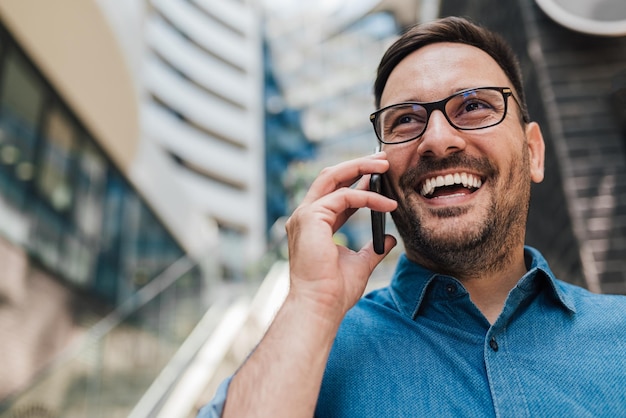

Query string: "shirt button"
[489, 337, 499, 352]
[445, 284, 457, 294]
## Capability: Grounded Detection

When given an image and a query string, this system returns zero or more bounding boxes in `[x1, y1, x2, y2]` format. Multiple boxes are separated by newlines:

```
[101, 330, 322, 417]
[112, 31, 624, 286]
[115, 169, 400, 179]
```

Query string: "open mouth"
[420, 172, 483, 199]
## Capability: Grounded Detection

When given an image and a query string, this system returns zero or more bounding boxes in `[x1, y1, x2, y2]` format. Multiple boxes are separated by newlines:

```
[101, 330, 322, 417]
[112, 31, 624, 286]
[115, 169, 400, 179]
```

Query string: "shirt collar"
[388, 246, 576, 321]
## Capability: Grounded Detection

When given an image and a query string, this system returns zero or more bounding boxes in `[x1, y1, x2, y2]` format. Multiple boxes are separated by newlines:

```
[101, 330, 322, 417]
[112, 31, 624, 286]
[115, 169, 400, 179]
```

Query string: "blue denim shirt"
[198, 247, 626, 417]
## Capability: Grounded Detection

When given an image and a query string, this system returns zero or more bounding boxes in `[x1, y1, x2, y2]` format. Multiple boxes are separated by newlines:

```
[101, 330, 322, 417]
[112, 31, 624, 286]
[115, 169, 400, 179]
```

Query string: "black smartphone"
[370, 173, 386, 255]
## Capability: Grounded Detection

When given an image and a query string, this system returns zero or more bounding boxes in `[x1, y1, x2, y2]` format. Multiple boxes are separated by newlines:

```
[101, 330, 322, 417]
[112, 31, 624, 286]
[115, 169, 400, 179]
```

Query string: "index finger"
[300, 152, 389, 206]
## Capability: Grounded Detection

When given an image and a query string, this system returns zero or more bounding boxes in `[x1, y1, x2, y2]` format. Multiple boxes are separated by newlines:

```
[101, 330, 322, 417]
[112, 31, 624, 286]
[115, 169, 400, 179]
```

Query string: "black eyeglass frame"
[369, 86, 524, 145]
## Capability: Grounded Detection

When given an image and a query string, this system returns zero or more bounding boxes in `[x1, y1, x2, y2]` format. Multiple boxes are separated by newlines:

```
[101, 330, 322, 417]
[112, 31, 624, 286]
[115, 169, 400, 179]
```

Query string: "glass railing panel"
[0, 256, 216, 418]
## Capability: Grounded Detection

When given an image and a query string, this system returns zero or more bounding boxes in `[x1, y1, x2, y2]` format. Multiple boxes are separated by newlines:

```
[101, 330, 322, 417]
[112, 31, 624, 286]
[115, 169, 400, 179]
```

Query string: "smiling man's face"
[380, 42, 545, 278]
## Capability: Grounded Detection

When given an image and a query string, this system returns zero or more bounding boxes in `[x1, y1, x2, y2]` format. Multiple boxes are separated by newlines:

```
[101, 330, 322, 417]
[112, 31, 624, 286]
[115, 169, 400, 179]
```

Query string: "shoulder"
[341, 286, 401, 328]
[557, 279, 626, 304]
[330, 286, 416, 351]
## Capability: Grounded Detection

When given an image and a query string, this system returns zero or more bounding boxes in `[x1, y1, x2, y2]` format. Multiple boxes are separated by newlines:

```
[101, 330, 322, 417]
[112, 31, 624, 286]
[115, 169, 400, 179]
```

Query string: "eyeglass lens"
[375, 88, 508, 144]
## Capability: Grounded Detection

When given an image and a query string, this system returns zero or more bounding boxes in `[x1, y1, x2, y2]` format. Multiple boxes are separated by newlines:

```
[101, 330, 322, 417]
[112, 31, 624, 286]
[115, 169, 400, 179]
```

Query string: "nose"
[416, 110, 467, 157]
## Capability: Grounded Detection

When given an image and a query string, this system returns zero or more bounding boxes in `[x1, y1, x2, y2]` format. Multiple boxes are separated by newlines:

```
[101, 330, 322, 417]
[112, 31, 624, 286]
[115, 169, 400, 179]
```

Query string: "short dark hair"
[374, 16, 530, 122]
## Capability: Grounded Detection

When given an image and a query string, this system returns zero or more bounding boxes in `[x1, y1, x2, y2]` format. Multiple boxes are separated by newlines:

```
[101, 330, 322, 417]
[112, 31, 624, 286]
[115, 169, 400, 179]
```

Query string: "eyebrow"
[382, 86, 481, 107]
[387, 86, 496, 108]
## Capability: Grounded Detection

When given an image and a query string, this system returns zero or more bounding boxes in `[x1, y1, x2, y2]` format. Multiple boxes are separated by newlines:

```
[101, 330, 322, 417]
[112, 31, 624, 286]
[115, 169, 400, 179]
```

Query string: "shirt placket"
[484, 286, 534, 418]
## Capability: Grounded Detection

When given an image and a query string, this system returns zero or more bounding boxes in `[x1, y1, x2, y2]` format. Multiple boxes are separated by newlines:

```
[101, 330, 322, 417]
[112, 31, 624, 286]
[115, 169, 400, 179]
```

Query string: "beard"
[388, 148, 531, 280]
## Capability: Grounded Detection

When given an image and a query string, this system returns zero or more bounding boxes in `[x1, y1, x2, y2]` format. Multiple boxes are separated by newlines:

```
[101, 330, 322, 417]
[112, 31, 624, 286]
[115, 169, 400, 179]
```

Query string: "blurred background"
[0, 0, 624, 416]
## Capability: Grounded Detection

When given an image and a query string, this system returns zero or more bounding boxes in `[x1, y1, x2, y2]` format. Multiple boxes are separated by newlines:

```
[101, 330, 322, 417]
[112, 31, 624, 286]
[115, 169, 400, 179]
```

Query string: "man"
[199, 17, 626, 417]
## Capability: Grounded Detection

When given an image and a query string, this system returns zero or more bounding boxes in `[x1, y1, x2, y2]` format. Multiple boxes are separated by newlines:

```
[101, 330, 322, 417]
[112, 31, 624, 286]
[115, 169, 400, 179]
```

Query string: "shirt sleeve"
[196, 376, 232, 418]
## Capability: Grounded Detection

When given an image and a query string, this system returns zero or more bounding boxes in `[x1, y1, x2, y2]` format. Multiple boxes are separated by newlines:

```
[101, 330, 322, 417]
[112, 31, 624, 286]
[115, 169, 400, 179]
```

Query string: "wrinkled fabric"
[199, 247, 626, 418]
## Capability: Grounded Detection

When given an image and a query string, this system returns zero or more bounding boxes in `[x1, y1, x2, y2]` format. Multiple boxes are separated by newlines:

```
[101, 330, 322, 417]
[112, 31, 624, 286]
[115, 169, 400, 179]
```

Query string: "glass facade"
[0, 18, 210, 416]
[0, 22, 187, 304]
[263, 42, 315, 236]
[263, 10, 401, 253]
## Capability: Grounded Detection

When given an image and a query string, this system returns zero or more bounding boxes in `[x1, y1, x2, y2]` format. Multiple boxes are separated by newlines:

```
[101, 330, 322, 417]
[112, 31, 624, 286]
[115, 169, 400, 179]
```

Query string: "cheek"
[384, 169, 403, 201]
[493, 143, 530, 198]
[384, 159, 409, 198]
[384, 144, 417, 174]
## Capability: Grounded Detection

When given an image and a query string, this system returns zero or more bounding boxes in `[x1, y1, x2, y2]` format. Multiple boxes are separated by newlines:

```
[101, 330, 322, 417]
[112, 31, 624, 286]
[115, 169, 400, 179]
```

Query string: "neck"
[460, 257, 528, 324]
[409, 244, 529, 325]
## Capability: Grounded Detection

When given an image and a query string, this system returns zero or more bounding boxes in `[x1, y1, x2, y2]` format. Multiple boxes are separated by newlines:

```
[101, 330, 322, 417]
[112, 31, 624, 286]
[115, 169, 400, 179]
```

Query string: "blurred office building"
[0, 0, 266, 416]
[140, 0, 267, 277]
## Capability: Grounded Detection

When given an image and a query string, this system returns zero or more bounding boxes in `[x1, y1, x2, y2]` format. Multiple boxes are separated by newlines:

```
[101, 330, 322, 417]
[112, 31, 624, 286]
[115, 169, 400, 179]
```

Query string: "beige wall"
[0, 0, 139, 171]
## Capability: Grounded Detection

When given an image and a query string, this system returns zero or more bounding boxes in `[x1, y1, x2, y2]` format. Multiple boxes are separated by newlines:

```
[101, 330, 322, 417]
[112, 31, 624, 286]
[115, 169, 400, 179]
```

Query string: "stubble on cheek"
[387, 151, 528, 277]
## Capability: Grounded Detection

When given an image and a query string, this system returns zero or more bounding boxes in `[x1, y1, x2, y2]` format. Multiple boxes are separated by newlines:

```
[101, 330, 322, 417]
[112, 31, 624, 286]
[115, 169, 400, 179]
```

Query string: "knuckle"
[286, 206, 308, 227]
[318, 165, 336, 178]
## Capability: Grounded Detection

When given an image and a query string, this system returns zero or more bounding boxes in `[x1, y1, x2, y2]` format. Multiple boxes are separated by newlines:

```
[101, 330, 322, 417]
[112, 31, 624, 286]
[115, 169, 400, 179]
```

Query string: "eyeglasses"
[369, 87, 522, 145]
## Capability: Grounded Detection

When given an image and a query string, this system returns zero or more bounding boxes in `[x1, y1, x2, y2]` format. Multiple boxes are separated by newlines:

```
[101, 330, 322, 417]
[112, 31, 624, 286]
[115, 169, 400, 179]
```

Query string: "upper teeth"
[421, 172, 483, 196]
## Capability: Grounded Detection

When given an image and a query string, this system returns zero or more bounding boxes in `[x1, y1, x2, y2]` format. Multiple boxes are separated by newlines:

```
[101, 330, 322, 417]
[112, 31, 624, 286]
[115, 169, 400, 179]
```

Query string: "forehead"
[380, 42, 511, 107]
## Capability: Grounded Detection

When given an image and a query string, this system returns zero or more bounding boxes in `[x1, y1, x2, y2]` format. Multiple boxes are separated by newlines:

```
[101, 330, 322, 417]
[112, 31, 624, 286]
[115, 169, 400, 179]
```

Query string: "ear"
[525, 122, 545, 184]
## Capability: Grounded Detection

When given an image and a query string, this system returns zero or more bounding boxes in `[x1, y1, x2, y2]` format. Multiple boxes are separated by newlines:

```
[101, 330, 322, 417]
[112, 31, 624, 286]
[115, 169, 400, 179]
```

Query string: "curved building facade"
[139, 0, 266, 277]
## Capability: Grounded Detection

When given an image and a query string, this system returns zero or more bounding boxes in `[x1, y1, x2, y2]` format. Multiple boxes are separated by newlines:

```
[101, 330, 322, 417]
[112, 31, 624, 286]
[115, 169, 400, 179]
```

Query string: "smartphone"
[370, 173, 386, 255]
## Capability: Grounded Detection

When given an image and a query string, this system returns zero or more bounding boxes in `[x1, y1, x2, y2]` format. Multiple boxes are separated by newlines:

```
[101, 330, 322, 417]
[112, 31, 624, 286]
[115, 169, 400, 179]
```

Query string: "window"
[0, 21, 189, 305]
[37, 105, 77, 213]
[0, 47, 45, 191]
[74, 140, 106, 238]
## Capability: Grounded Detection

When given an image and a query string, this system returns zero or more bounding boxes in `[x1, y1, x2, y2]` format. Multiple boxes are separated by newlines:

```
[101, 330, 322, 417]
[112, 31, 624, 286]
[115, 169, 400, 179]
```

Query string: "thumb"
[365, 234, 397, 270]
